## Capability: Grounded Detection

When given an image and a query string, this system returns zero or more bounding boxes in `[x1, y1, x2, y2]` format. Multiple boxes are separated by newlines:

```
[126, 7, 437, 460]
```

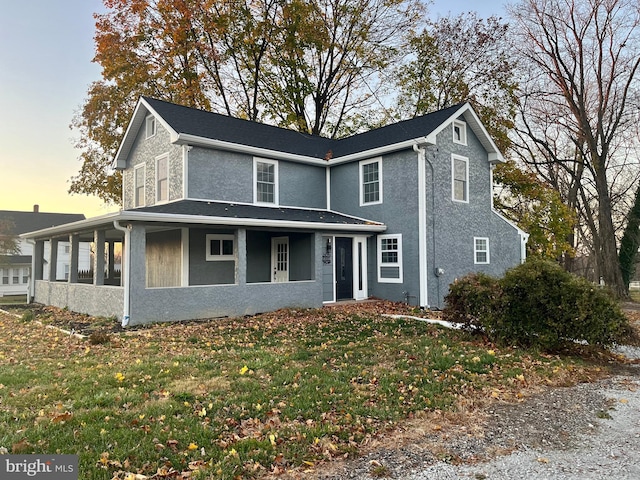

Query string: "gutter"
[112, 220, 131, 327]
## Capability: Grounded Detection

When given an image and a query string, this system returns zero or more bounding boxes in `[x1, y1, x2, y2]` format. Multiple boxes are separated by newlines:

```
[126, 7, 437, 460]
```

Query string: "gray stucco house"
[22, 97, 527, 326]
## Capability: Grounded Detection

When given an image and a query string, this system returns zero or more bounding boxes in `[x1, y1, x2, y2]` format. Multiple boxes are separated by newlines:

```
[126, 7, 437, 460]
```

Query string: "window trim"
[145, 115, 157, 139]
[253, 158, 279, 205]
[206, 234, 235, 261]
[359, 157, 383, 206]
[451, 154, 469, 203]
[474, 237, 490, 265]
[377, 233, 403, 283]
[134, 164, 146, 207]
[155, 153, 169, 203]
[453, 120, 467, 145]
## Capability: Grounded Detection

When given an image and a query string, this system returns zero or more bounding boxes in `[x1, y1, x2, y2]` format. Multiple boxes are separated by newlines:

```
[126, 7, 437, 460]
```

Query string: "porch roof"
[20, 200, 386, 240]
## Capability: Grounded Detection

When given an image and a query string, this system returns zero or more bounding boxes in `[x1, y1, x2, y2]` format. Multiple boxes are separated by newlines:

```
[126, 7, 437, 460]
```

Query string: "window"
[64, 264, 70, 281]
[134, 164, 146, 207]
[453, 120, 467, 145]
[64, 245, 70, 254]
[22, 268, 29, 284]
[474, 237, 490, 264]
[377, 234, 402, 283]
[360, 158, 382, 205]
[206, 234, 235, 261]
[145, 115, 156, 139]
[254, 159, 278, 204]
[156, 154, 169, 202]
[1, 269, 7, 285]
[12, 269, 19, 284]
[452, 154, 468, 202]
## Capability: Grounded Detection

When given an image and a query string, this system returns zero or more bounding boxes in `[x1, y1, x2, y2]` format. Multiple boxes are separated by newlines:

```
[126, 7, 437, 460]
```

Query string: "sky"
[0, 0, 506, 219]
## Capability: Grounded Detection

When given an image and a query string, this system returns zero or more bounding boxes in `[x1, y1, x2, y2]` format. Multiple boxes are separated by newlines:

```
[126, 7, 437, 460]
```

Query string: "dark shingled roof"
[143, 97, 464, 160]
[136, 200, 381, 226]
[0, 211, 86, 235]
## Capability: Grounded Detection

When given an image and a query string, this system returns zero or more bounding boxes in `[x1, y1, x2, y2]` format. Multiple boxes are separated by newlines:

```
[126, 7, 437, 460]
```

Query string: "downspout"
[113, 220, 131, 327]
[413, 143, 429, 308]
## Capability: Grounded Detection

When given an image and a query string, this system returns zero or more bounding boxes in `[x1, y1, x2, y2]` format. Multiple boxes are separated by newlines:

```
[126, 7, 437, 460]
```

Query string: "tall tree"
[509, 0, 640, 296]
[619, 183, 640, 288]
[70, 0, 422, 203]
[395, 13, 518, 152]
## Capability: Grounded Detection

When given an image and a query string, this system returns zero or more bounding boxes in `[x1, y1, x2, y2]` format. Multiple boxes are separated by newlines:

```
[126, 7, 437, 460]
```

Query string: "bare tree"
[509, 0, 640, 296]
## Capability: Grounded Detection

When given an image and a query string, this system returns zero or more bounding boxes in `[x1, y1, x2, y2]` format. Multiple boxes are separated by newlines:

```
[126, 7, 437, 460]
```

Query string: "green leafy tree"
[619, 183, 640, 289]
[395, 13, 518, 152]
[493, 161, 576, 260]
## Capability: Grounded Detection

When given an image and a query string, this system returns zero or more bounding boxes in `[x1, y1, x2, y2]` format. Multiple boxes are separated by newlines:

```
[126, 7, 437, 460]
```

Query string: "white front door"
[271, 236, 289, 283]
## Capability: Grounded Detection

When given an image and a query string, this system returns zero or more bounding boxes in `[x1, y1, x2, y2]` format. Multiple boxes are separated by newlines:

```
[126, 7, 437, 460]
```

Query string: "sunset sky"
[0, 0, 506, 219]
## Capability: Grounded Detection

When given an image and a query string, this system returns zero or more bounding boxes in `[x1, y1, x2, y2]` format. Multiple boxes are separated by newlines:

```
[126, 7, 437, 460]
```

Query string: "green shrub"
[443, 273, 501, 331]
[444, 258, 633, 351]
[20, 310, 35, 322]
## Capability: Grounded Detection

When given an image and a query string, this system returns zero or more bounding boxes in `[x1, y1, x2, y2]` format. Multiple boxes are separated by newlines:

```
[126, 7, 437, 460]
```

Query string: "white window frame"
[453, 120, 467, 145]
[377, 234, 403, 283]
[145, 115, 157, 139]
[156, 153, 169, 203]
[134, 164, 146, 207]
[206, 234, 235, 261]
[451, 154, 469, 203]
[359, 157, 383, 206]
[253, 158, 279, 205]
[474, 237, 490, 264]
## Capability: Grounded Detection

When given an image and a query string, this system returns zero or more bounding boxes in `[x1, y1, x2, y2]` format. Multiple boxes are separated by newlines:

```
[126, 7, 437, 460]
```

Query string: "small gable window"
[134, 164, 146, 207]
[452, 154, 469, 203]
[156, 154, 169, 203]
[378, 234, 402, 283]
[145, 115, 157, 139]
[453, 120, 467, 145]
[206, 234, 235, 261]
[254, 158, 278, 205]
[360, 157, 382, 205]
[474, 237, 490, 264]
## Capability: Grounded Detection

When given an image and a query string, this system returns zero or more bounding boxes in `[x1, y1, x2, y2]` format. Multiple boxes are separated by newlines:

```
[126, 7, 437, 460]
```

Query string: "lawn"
[0, 302, 614, 479]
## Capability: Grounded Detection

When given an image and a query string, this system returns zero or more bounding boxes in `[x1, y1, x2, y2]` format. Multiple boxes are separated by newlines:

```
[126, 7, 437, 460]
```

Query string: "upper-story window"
[135, 164, 146, 207]
[453, 120, 467, 145]
[156, 154, 169, 203]
[145, 115, 156, 139]
[452, 154, 469, 203]
[254, 158, 278, 205]
[360, 157, 382, 206]
[474, 237, 490, 264]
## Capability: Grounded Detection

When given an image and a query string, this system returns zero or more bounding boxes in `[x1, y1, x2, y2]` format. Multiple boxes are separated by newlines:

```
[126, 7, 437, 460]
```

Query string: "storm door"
[271, 236, 289, 283]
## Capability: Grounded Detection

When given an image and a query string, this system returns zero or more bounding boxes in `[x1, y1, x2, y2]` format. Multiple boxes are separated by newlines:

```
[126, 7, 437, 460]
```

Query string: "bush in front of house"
[443, 258, 633, 351]
[442, 272, 502, 332]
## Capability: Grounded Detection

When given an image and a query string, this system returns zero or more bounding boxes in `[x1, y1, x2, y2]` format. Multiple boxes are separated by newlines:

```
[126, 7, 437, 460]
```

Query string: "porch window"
[135, 164, 146, 207]
[474, 237, 490, 264]
[453, 120, 467, 145]
[156, 154, 169, 203]
[452, 154, 468, 203]
[206, 234, 235, 261]
[254, 158, 278, 205]
[378, 234, 402, 283]
[360, 157, 382, 205]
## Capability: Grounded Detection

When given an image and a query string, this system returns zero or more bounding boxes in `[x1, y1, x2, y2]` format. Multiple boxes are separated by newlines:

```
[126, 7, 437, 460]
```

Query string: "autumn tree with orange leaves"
[70, 0, 422, 204]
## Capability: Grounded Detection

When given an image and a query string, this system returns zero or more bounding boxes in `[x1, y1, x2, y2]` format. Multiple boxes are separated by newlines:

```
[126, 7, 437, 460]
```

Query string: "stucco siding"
[34, 281, 124, 319]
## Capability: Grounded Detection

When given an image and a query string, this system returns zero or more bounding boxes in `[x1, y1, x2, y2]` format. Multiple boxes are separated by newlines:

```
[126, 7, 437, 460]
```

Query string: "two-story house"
[21, 97, 527, 326]
[0, 207, 89, 297]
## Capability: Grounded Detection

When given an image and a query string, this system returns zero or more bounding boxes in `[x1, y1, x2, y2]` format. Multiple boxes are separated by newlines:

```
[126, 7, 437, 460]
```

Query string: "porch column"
[49, 238, 59, 281]
[33, 241, 44, 281]
[237, 228, 246, 286]
[314, 233, 323, 283]
[94, 230, 106, 286]
[69, 234, 79, 283]
[128, 223, 146, 294]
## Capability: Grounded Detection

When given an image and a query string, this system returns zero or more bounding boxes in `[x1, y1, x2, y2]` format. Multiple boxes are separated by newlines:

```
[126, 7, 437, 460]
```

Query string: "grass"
[0, 294, 27, 305]
[0, 303, 613, 479]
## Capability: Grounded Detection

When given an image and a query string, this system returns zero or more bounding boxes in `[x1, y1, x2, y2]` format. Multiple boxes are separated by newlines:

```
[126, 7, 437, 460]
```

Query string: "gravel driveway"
[315, 347, 640, 480]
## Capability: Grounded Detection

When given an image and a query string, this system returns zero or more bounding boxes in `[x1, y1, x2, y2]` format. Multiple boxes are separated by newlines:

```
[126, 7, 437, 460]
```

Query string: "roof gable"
[115, 98, 503, 168]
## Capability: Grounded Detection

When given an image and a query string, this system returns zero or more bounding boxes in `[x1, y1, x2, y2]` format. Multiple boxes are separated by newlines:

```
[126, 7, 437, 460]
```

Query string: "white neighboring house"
[0, 207, 90, 297]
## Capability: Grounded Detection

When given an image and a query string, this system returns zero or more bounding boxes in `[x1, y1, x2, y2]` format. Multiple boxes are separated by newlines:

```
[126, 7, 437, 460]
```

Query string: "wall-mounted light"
[326, 237, 332, 255]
